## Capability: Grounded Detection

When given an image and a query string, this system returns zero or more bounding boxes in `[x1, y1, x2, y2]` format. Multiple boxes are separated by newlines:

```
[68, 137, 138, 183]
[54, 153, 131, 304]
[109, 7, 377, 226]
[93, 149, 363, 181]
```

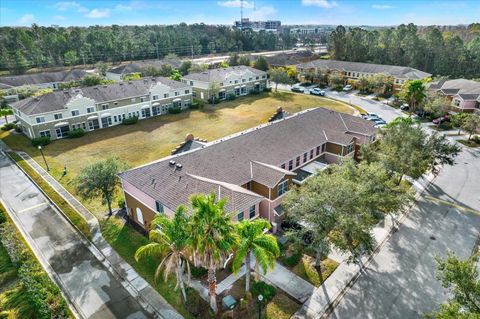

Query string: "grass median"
[8, 152, 92, 240]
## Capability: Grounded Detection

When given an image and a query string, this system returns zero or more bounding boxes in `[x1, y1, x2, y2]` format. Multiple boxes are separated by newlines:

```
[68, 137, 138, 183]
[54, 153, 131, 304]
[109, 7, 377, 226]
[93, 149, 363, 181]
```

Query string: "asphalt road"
[0, 151, 151, 319]
[328, 145, 480, 319]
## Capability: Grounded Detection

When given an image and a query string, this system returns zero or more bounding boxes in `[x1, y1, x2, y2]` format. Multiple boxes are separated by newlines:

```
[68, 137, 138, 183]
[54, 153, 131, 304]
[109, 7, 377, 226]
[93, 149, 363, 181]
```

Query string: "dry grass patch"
[1, 92, 354, 217]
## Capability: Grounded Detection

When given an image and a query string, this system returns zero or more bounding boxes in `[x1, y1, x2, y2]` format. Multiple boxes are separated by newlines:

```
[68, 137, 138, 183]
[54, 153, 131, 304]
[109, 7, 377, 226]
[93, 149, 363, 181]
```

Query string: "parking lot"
[274, 82, 406, 124]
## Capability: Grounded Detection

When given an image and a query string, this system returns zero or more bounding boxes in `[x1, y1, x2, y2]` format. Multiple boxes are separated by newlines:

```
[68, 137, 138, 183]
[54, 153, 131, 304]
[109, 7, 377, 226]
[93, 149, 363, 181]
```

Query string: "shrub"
[282, 251, 302, 267]
[189, 102, 199, 110]
[207, 97, 219, 104]
[31, 136, 50, 147]
[122, 116, 138, 125]
[226, 93, 236, 100]
[472, 135, 480, 143]
[439, 121, 452, 130]
[1, 123, 15, 131]
[264, 87, 272, 92]
[168, 106, 182, 114]
[190, 265, 208, 278]
[15, 125, 22, 133]
[193, 98, 204, 109]
[117, 198, 125, 209]
[66, 128, 85, 138]
[250, 281, 276, 302]
[0, 207, 6, 224]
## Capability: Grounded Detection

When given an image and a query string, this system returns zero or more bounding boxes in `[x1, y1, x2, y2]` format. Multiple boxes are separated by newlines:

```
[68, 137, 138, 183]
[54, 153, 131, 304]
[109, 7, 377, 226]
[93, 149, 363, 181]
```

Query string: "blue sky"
[1, 0, 479, 27]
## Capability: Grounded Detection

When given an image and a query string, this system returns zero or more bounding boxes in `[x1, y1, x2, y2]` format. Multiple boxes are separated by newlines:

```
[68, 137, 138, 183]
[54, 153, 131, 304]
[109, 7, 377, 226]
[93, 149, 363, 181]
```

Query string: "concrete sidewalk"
[7, 150, 183, 319]
[292, 170, 437, 319]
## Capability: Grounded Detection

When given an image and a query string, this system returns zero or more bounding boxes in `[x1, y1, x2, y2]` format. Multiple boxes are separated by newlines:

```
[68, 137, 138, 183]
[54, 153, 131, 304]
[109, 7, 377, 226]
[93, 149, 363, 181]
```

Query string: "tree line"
[0, 23, 295, 74]
[328, 23, 480, 78]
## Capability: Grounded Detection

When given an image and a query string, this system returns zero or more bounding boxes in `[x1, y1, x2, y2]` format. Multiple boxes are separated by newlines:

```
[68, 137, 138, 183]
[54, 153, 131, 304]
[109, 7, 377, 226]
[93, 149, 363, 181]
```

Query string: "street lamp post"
[37, 145, 49, 171]
[257, 294, 264, 319]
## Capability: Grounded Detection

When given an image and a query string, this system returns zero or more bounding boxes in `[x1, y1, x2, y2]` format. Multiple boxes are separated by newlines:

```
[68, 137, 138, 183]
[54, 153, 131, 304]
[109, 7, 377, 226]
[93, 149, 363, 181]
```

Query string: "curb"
[297, 169, 439, 319]
[6, 151, 174, 319]
[0, 188, 85, 319]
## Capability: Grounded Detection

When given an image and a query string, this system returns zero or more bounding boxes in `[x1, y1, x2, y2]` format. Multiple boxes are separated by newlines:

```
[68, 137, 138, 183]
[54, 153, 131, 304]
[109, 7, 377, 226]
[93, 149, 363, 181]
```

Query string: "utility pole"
[81, 54, 86, 67]
[156, 42, 159, 60]
[191, 45, 194, 60]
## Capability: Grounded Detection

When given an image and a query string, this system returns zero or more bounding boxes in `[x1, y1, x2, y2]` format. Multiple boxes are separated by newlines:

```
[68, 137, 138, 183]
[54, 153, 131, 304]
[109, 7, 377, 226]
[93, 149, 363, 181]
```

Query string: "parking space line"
[425, 196, 480, 216]
[18, 202, 47, 213]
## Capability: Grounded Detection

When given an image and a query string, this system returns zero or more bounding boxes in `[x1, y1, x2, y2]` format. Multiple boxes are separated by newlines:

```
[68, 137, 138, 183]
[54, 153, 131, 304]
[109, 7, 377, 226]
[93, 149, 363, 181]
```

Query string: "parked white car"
[343, 84, 353, 91]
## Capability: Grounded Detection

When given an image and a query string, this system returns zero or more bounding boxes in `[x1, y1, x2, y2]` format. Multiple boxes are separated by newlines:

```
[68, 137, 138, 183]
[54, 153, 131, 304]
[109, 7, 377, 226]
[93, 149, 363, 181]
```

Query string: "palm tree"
[190, 193, 238, 313]
[134, 206, 192, 302]
[232, 219, 280, 292]
[402, 80, 427, 117]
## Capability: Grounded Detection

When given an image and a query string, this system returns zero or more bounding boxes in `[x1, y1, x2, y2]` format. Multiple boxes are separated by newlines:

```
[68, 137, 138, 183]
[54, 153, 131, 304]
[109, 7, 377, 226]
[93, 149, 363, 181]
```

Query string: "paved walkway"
[328, 146, 480, 319]
[216, 256, 315, 303]
[3, 149, 183, 319]
[291, 169, 438, 319]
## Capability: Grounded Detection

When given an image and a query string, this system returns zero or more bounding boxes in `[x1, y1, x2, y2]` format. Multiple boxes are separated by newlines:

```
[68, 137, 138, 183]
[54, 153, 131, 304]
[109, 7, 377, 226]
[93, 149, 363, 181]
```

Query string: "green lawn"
[458, 139, 480, 148]
[1, 92, 356, 217]
[291, 255, 339, 287]
[221, 276, 301, 319]
[100, 217, 195, 319]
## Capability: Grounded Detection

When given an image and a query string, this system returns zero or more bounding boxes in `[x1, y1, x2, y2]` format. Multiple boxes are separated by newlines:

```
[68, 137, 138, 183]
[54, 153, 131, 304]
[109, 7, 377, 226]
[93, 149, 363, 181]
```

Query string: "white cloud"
[372, 4, 393, 9]
[53, 15, 66, 20]
[19, 14, 35, 24]
[301, 0, 338, 8]
[85, 8, 111, 18]
[250, 5, 277, 20]
[53, 1, 88, 13]
[218, 0, 254, 9]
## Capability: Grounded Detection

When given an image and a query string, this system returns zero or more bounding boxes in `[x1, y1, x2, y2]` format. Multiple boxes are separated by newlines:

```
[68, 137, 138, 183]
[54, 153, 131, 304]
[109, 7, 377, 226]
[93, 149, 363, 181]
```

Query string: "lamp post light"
[257, 294, 264, 319]
[37, 145, 49, 171]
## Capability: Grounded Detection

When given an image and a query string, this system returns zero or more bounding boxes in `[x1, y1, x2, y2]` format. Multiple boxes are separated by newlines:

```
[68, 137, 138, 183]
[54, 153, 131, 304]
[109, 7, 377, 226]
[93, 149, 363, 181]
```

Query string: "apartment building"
[429, 78, 480, 114]
[181, 66, 268, 101]
[296, 59, 431, 91]
[10, 77, 192, 140]
[119, 107, 376, 233]
[106, 59, 183, 81]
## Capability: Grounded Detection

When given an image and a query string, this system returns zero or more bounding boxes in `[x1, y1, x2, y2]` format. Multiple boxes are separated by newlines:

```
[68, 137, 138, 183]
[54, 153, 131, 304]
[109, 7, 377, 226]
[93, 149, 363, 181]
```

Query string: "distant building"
[296, 59, 431, 91]
[10, 77, 192, 140]
[0, 69, 88, 91]
[234, 18, 281, 32]
[181, 66, 268, 101]
[429, 79, 480, 113]
[106, 59, 183, 81]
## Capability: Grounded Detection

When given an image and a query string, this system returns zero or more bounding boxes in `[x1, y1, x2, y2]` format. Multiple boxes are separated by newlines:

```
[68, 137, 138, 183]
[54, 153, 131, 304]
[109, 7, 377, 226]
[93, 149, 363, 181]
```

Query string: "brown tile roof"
[120, 108, 376, 212]
[296, 59, 431, 80]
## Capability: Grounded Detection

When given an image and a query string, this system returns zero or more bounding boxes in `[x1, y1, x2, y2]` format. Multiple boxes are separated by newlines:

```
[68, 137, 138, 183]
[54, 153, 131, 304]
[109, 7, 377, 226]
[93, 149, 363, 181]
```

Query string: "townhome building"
[296, 59, 431, 91]
[181, 66, 268, 101]
[119, 107, 376, 233]
[0, 69, 89, 103]
[106, 59, 183, 81]
[429, 78, 480, 114]
[10, 77, 192, 140]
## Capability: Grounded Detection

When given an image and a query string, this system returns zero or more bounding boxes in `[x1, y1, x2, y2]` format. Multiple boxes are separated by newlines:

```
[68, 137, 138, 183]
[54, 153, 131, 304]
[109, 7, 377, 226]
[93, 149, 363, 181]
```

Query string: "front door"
[55, 125, 70, 138]
[88, 119, 100, 130]
[101, 116, 112, 128]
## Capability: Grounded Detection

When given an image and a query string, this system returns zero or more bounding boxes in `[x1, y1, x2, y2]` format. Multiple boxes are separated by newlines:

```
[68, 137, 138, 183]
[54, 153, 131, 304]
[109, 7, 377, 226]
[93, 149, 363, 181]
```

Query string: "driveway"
[0, 151, 152, 319]
[328, 145, 480, 319]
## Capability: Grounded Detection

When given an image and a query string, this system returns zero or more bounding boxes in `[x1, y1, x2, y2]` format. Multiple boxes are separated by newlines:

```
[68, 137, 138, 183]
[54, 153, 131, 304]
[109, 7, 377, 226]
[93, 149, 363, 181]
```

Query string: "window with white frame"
[54, 113, 63, 120]
[346, 143, 354, 154]
[249, 205, 255, 219]
[87, 107, 95, 113]
[36, 117, 45, 123]
[71, 110, 80, 116]
[237, 212, 244, 221]
[277, 180, 289, 197]
[153, 95, 158, 100]
[156, 201, 164, 213]
[101, 104, 108, 110]
[39, 130, 51, 137]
